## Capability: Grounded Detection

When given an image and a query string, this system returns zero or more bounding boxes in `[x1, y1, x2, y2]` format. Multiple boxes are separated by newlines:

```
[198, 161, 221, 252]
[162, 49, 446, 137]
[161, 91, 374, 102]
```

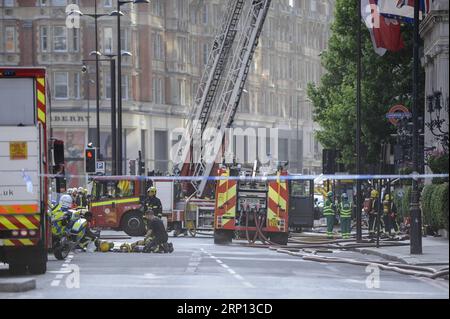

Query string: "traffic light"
[139, 161, 145, 176]
[85, 148, 96, 173]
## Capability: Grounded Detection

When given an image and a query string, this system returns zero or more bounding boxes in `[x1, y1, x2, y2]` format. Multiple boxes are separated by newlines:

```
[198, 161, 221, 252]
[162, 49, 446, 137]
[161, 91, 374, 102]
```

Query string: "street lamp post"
[113, 0, 150, 175]
[82, 66, 95, 143]
[68, 2, 110, 155]
[83, 56, 120, 175]
[410, 0, 422, 254]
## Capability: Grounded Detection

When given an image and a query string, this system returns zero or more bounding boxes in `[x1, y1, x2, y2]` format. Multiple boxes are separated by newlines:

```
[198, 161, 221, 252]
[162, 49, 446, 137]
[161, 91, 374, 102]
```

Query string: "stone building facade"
[420, 0, 449, 167]
[0, 0, 334, 186]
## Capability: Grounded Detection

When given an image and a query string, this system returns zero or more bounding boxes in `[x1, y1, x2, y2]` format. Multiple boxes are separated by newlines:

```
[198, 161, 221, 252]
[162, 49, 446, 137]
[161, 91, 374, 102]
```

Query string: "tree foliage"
[307, 0, 423, 171]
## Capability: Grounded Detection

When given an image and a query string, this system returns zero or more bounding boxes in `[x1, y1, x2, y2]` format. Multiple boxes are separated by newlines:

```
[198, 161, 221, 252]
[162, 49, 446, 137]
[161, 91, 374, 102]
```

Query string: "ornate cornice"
[420, 10, 449, 36]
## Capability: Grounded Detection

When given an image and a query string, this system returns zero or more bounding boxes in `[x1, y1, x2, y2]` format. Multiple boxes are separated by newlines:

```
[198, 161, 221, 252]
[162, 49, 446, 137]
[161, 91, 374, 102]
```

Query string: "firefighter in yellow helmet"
[323, 191, 336, 239]
[383, 193, 399, 237]
[143, 186, 163, 219]
[368, 189, 380, 238]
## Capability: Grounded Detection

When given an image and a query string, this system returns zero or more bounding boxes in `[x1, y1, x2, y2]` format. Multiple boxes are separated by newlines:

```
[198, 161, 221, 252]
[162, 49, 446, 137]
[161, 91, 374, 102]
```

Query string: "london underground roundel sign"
[386, 104, 412, 126]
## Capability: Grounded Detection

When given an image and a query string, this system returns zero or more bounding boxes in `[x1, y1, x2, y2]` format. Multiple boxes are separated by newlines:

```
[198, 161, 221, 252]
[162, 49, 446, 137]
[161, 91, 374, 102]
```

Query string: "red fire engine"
[0, 67, 63, 274]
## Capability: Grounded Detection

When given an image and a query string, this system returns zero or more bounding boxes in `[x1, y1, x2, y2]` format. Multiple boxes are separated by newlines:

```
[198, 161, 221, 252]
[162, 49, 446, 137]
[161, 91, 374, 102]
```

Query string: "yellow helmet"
[385, 194, 392, 201]
[120, 243, 132, 253]
[147, 186, 157, 196]
[99, 241, 111, 252]
[370, 189, 379, 198]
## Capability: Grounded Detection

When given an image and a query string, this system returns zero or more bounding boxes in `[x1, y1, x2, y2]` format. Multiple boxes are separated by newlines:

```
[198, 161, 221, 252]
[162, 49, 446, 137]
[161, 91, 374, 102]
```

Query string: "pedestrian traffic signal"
[85, 148, 96, 173]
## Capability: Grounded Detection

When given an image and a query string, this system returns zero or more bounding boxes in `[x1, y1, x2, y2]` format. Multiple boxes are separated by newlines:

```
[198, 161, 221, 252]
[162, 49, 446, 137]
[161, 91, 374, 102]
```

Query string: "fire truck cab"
[88, 177, 185, 236]
[89, 178, 143, 236]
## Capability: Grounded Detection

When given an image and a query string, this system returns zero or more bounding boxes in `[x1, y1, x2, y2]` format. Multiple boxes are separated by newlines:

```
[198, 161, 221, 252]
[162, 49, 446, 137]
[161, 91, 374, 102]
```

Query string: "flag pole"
[356, 0, 363, 242]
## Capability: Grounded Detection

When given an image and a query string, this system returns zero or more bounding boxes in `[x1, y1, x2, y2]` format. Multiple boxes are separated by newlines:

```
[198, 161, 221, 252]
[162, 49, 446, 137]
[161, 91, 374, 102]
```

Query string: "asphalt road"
[0, 234, 448, 299]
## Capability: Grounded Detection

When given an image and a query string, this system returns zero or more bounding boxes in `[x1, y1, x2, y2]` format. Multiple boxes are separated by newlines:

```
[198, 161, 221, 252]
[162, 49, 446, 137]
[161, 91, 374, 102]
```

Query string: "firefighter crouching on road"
[339, 193, 352, 239]
[383, 194, 399, 237]
[323, 191, 336, 239]
[143, 186, 163, 218]
[142, 210, 173, 253]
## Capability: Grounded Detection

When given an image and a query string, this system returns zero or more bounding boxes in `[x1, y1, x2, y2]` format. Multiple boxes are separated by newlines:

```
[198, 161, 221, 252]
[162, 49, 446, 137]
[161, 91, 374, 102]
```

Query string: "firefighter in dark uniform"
[143, 186, 163, 218]
[142, 210, 173, 253]
[368, 189, 379, 238]
[383, 194, 399, 237]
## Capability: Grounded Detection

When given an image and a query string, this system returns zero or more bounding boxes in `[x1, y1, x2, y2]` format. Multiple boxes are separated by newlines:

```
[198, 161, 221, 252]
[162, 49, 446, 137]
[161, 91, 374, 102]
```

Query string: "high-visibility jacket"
[340, 202, 352, 218]
[323, 199, 335, 216]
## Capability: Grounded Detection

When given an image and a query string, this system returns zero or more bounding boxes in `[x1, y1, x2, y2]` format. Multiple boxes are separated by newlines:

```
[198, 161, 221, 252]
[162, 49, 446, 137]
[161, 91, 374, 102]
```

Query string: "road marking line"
[202, 248, 255, 289]
[51, 280, 61, 287]
[55, 274, 64, 279]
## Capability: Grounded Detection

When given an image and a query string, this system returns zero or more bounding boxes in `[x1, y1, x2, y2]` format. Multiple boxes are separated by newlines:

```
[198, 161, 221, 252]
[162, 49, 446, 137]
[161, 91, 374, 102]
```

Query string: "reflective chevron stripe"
[36, 77, 46, 124]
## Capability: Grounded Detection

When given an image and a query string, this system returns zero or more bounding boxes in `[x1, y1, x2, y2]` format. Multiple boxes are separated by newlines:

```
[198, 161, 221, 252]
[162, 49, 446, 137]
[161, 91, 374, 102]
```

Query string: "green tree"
[307, 0, 423, 171]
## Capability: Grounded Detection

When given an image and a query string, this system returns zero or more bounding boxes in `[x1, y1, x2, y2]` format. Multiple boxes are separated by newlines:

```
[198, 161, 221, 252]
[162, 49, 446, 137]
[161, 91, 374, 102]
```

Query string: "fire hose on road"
[275, 248, 449, 280]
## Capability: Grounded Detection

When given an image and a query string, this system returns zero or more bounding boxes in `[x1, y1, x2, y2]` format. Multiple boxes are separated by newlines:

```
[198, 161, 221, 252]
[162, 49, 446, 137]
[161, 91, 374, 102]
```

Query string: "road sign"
[386, 104, 411, 126]
[96, 161, 105, 174]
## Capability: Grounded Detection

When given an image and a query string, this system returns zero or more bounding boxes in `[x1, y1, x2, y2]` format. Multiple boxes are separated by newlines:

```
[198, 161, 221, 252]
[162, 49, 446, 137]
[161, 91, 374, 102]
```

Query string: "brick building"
[1, 0, 334, 186]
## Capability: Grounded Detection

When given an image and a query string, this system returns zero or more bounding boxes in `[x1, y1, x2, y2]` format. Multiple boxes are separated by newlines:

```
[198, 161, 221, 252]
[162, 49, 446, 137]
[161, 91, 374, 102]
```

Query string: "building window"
[54, 72, 68, 99]
[152, 77, 164, 104]
[177, 0, 186, 19]
[202, 4, 209, 25]
[154, 130, 168, 172]
[121, 75, 129, 100]
[104, 27, 113, 54]
[53, 26, 67, 52]
[72, 28, 79, 52]
[120, 29, 129, 52]
[73, 73, 80, 99]
[39, 0, 48, 5]
[310, 0, 316, 12]
[153, 0, 163, 17]
[177, 79, 186, 106]
[202, 43, 209, 66]
[3, 0, 14, 6]
[177, 37, 187, 64]
[153, 32, 164, 60]
[40, 26, 49, 52]
[190, 40, 197, 66]
[104, 73, 111, 100]
[104, 0, 112, 7]
[4, 26, 16, 53]
[52, 0, 67, 6]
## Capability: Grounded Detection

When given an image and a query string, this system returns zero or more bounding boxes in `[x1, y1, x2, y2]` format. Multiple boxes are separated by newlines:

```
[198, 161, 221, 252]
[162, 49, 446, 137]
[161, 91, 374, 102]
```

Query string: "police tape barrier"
[40, 173, 449, 182]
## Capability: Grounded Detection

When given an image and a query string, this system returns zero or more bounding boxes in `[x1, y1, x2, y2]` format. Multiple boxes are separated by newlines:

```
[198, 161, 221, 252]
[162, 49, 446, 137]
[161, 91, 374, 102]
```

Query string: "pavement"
[352, 236, 449, 265]
[0, 231, 448, 299]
